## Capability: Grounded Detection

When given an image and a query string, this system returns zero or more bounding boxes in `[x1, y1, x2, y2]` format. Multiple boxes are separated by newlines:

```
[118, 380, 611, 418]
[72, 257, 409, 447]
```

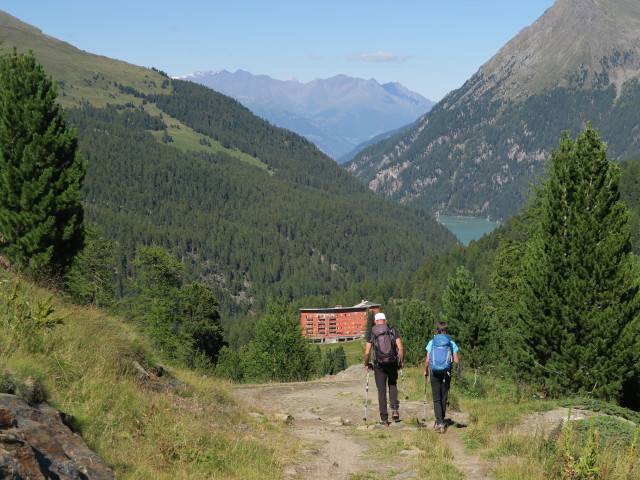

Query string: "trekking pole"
[422, 371, 428, 423]
[399, 368, 409, 400]
[363, 368, 370, 421]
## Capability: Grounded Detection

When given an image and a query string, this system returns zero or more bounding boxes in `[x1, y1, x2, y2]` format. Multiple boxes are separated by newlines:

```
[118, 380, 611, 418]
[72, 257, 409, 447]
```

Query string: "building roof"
[299, 300, 380, 313]
[352, 300, 379, 308]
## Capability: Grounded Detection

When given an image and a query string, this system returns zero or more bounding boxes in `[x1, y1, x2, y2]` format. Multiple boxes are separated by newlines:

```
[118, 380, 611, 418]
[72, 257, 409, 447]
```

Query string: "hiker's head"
[374, 312, 387, 323]
[436, 322, 448, 334]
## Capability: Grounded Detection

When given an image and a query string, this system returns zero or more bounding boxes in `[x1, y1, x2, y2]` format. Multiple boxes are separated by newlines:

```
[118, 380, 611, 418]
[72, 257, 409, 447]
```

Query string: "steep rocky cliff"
[346, 0, 640, 220]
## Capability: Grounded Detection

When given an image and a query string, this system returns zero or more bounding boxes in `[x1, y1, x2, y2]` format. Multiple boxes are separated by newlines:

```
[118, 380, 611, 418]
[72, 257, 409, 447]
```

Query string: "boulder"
[0, 393, 114, 479]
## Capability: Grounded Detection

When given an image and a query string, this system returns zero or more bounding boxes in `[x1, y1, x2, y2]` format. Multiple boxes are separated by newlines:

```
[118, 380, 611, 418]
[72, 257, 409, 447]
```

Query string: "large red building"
[299, 300, 380, 342]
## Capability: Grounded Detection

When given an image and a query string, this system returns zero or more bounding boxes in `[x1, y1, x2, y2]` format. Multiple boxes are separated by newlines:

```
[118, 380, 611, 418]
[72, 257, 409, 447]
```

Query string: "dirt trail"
[233, 366, 493, 479]
[439, 411, 493, 480]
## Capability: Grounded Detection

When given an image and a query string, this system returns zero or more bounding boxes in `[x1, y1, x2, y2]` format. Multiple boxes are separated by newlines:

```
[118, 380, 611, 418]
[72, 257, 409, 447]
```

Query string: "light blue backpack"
[429, 334, 453, 372]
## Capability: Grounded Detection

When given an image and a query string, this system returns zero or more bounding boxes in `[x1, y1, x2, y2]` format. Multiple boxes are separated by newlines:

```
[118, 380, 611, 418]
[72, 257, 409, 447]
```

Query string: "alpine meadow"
[1, 1, 640, 478]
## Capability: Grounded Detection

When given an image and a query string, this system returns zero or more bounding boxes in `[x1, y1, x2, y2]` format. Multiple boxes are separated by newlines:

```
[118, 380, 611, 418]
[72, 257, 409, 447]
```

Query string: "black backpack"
[371, 323, 397, 366]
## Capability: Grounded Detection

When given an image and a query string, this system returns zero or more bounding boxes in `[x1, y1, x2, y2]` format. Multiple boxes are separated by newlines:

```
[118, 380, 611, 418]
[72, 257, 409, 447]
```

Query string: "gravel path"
[233, 366, 495, 479]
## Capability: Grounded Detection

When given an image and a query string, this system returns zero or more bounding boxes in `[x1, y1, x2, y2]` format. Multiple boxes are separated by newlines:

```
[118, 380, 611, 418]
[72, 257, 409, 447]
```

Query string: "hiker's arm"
[396, 338, 404, 369]
[363, 342, 372, 370]
[423, 353, 429, 377]
[453, 352, 459, 364]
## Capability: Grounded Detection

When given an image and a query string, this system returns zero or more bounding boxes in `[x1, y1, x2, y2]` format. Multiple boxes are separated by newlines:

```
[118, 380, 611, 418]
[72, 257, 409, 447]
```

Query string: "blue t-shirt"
[425, 338, 459, 354]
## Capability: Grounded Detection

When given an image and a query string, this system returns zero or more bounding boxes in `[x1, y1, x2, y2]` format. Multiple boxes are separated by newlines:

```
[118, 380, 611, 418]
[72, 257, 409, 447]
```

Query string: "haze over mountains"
[0, 10, 456, 320]
[178, 70, 434, 162]
[346, 0, 640, 221]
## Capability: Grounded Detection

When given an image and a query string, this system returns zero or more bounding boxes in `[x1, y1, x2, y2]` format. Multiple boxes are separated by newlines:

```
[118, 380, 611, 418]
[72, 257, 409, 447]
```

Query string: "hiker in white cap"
[363, 312, 404, 426]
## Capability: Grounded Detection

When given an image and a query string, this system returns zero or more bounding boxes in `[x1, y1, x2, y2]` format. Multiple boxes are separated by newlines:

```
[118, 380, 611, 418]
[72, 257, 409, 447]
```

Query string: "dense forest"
[3, 21, 640, 410]
[348, 79, 640, 220]
[55, 79, 457, 346]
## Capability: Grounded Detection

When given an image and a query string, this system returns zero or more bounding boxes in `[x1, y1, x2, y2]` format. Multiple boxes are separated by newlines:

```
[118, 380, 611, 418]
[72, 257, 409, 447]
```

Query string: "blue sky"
[3, 1, 555, 101]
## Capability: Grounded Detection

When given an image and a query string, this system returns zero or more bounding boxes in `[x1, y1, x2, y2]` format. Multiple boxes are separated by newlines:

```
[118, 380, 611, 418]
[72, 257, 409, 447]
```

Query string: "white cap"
[374, 312, 386, 321]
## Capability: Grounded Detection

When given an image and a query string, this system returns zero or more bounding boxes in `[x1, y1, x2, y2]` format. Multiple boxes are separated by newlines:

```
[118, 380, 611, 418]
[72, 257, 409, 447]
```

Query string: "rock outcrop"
[0, 393, 114, 479]
[346, 0, 640, 220]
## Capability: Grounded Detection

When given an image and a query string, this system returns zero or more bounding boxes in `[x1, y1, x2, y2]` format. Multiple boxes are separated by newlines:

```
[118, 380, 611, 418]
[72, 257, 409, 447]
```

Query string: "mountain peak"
[180, 70, 434, 160]
[468, 0, 640, 101]
[346, 0, 640, 221]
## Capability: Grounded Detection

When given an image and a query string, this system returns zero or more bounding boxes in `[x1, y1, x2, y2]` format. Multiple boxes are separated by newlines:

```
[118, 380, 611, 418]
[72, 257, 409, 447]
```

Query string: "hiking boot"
[435, 423, 446, 433]
[391, 410, 400, 422]
[380, 420, 390, 427]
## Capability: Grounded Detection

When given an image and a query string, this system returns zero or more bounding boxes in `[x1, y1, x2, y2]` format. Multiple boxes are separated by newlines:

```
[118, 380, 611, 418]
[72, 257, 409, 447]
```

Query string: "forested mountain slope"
[346, 0, 640, 221]
[0, 11, 457, 317]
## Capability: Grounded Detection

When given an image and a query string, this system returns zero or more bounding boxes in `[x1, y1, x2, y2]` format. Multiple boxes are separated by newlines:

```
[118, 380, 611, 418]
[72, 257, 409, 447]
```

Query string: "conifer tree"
[243, 300, 313, 382]
[132, 244, 190, 360]
[64, 224, 116, 306]
[364, 310, 375, 340]
[399, 299, 434, 366]
[179, 282, 225, 363]
[488, 237, 529, 372]
[322, 349, 336, 375]
[333, 345, 347, 372]
[441, 266, 490, 369]
[517, 124, 640, 400]
[0, 48, 85, 275]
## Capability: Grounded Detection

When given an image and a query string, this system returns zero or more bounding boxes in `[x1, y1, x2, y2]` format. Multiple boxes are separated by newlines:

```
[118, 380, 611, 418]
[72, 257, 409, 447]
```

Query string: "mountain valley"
[346, 0, 640, 221]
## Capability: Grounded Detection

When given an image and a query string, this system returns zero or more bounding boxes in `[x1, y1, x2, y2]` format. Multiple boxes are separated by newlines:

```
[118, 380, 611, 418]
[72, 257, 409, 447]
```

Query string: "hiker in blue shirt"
[423, 321, 459, 433]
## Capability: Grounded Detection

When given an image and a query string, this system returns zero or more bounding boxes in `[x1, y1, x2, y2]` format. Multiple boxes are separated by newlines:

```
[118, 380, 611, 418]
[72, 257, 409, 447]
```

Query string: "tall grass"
[450, 370, 640, 479]
[0, 271, 293, 479]
[317, 337, 365, 367]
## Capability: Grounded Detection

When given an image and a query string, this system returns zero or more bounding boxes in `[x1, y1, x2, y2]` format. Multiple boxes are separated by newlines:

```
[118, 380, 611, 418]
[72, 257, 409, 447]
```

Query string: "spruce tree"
[518, 124, 640, 400]
[333, 345, 347, 372]
[179, 282, 225, 363]
[364, 310, 375, 340]
[0, 48, 85, 275]
[322, 349, 336, 375]
[64, 224, 116, 306]
[441, 266, 490, 369]
[242, 301, 313, 382]
[132, 244, 190, 360]
[488, 237, 529, 372]
[399, 299, 434, 366]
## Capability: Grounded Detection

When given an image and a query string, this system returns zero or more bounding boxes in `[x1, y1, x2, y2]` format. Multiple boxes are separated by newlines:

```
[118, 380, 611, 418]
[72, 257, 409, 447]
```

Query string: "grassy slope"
[0, 269, 294, 479]
[0, 11, 269, 171]
[2, 271, 638, 478]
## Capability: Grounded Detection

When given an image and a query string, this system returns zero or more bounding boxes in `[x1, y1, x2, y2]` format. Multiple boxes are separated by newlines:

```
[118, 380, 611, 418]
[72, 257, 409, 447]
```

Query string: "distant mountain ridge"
[0, 10, 457, 319]
[346, 0, 640, 221]
[177, 70, 434, 161]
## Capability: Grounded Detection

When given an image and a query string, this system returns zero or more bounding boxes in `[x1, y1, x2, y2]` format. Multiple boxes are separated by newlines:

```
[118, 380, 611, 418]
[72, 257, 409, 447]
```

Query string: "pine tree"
[0, 48, 85, 275]
[322, 349, 336, 375]
[399, 299, 434, 366]
[242, 300, 313, 382]
[488, 237, 529, 372]
[179, 282, 225, 363]
[441, 266, 490, 369]
[64, 224, 116, 306]
[364, 310, 375, 340]
[517, 124, 640, 400]
[132, 244, 191, 360]
[333, 345, 347, 372]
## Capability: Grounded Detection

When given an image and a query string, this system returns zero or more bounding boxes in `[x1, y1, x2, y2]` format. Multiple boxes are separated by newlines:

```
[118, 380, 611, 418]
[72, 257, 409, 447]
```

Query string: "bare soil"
[233, 366, 496, 479]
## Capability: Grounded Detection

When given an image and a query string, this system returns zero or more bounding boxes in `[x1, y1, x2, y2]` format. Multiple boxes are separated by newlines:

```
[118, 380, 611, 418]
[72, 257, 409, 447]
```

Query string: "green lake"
[436, 215, 502, 246]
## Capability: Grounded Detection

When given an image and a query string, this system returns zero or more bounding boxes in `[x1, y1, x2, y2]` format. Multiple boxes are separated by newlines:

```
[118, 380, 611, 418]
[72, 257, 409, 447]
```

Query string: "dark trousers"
[430, 370, 451, 425]
[374, 364, 398, 421]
